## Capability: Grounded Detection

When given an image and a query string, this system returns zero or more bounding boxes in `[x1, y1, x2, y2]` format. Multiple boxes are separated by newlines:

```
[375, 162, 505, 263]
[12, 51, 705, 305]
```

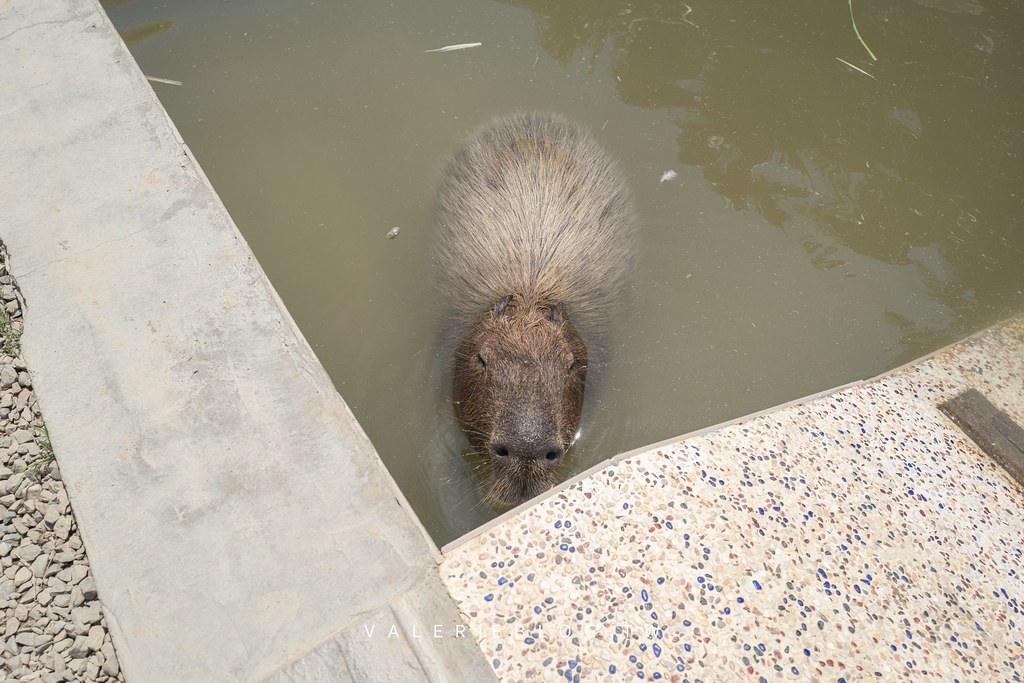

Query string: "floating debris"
[835, 57, 876, 80]
[659, 170, 678, 184]
[145, 75, 183, 86]
[847, 0, 877, 61]
[910, 0, 984, 15]
[386, 226, 401, 239]
[424, 42, 482, 53]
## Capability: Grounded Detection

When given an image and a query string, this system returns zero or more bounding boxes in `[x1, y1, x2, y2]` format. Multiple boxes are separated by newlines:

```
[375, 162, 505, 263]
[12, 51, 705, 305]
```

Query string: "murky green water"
[106, 0, 1024, 545]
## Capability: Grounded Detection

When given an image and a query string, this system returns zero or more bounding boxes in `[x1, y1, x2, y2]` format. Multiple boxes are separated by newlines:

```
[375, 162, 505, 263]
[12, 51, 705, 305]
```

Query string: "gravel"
[0, 241, 125, 682]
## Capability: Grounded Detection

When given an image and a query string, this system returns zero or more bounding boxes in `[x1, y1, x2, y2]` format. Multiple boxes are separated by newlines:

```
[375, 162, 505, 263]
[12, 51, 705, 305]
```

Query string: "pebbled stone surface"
[0, 240, 124, 682]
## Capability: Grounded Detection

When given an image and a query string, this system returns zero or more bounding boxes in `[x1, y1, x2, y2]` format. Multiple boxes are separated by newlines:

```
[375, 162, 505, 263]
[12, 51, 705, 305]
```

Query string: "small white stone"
[80, 577, 97, 601]
[68, 635, 91, 659]
[52, 635, 73, 653]
[85, 624, 105, 652]
[101, 642, 119, 677]
[16, 543, 41, 563]
[31, 553, 49, 578]
[14, 631, 40, 647]
[53, 517, 72, 542]
[15, 389, 31, 411]
[24, 483, 42, 501]
[14, 566, 32, 586]
[70, 604, 100, 633]
[0, 366, 17, 389]
[70, 564, 88, 584]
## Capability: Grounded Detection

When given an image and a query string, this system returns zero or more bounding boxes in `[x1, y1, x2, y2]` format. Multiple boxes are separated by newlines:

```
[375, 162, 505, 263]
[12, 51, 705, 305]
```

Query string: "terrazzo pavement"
[440, 315, 1024, 682]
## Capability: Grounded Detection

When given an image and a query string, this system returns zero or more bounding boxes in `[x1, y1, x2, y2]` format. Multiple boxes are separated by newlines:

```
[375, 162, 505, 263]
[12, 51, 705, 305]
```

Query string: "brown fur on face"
[452, 295, 588, 507]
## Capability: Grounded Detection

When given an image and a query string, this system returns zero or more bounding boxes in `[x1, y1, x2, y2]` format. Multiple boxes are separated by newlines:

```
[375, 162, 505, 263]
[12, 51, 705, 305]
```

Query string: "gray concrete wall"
[0, 1, 493, 680]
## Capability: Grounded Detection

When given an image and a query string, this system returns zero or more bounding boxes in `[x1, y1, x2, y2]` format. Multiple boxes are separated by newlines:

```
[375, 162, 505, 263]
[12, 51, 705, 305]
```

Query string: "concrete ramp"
[0, 1, 493, 680]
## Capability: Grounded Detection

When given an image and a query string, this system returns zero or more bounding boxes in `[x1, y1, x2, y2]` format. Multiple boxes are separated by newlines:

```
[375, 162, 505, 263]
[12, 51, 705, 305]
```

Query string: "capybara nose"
[537, 445, 564, 463]
[491, 440, 563, 463]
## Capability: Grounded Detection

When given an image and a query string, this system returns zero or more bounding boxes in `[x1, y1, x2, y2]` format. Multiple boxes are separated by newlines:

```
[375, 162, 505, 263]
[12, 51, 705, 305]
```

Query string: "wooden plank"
[940, 388, 1024, 490]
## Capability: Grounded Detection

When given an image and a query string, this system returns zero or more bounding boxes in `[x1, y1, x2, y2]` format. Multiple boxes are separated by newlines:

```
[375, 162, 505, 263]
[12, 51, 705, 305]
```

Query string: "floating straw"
[848, 0, 877, 61]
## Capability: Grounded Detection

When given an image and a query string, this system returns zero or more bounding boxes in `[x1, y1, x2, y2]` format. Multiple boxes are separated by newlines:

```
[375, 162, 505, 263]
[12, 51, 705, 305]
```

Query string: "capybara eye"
[567, 358, 575, 374]
[477, 352, 487, 370]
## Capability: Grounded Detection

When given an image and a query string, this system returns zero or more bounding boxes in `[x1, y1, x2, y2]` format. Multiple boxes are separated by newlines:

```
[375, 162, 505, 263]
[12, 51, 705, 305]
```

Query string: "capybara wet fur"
[435, 112, 634, 507]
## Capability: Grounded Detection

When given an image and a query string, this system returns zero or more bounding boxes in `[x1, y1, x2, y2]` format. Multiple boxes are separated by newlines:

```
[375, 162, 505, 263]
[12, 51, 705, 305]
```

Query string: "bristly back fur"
[434, 112, 635, 354]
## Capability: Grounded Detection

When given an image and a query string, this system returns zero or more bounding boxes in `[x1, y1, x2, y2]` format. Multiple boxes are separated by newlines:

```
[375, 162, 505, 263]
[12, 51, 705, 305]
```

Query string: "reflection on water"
[510, 0, 1022, 331]
[119, 19, 174, 49]
[106, 0, 1023, 545]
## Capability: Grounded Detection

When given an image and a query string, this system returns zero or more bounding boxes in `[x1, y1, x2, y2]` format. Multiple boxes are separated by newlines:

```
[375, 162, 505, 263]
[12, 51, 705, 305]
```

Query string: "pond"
[105, 0, 1024, 546]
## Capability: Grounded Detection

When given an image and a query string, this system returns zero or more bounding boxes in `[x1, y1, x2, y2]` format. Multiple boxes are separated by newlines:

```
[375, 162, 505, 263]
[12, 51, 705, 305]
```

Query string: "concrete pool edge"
[440, 312, 1023, 554]
[1, 1, 493, 681]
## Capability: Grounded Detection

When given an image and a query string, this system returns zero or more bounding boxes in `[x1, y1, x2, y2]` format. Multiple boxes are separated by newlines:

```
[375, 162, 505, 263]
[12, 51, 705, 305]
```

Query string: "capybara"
[435, 112, 634, 507]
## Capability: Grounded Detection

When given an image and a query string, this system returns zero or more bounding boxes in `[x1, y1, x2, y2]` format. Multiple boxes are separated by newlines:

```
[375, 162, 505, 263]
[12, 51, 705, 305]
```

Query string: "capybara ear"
[549, 302, 565, 324]
[493, 294, 513, 318]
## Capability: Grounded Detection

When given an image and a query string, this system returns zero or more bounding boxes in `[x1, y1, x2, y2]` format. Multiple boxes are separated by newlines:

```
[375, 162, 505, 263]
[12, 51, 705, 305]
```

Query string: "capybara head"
[453, 294, 588, 507]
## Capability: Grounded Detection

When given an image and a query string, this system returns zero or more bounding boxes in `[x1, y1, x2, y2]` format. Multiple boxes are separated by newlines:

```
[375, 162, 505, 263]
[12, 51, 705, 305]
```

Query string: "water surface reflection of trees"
[504, 0, 1024, 347]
